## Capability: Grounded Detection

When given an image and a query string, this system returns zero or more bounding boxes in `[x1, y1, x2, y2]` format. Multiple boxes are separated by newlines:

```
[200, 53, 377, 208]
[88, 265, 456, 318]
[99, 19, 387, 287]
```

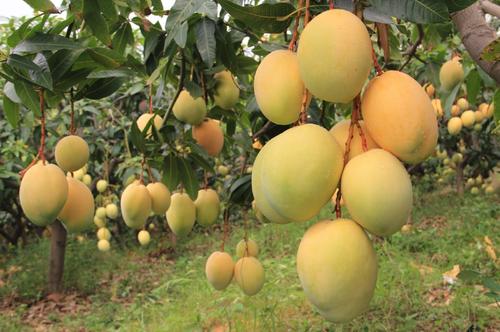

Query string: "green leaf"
[54, 68, 93, 91]
[443, 83, 461, 117]
[369, 0, 449, 23]
[195, 18, 216, 68]
[3, 82, 22, 103]
[14, 80, 40, 116]
[48, 49, 85, 81]
[187, 151, 212, 172]
[196, 1, 217, 21]
[164, 0, 205, 48]
[163, 154, 181, 191]
[7, 54, 43, 72]
[229, 175, 252, 205]
[22, 0, 58, 13]
[179, 159, 199, 200]
[30, 53, 53, 90]
[87, 48, 126, 68]
[174, 21, 189, 48]
[218, 0, 295, 33]
[112, 22, 134, 54]
[147, 57, 167, 85]
[483, 278, 500, 292]
[458, 269, 481, 283]
[480, 39, 500, 62]
[13, 32, 83, 54]
[83, 0, 111, 45]
[2, 95, 20, 128]
[445, 0, 476, 13]
[129, 120, 146, 153]
[87, 68, 135, 78]
[75, 77, 125, 99]
[466, 70, 481, 106]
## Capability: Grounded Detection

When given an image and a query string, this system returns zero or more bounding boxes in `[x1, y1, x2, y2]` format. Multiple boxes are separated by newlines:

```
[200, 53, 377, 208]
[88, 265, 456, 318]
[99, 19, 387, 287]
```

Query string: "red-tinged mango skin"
[234, 256, 265, 296]
[146, 182, 171, 215]
[192, 119, 224, 156]
[20, 163, 68, 227]
[54, 135, 89, 172]
[166, 192, 196, 237]
[361, 71, 438, 164]
[254, 50, 304, 125]
[440, 59, 464, 91]
[297, 9, 372, 103]
[329, 120, 379, 161]
[253, 124, 343, 223]
[194, 188, 220, 227]
[297, 219, 377, 323]
[58, 176, 95, 232]
[172, 89, 206, 125]
[341, 149, 413, 236]
[205, 251, 234, 290]
[214, 70, 239, 110]
[120, 184, 152, 229]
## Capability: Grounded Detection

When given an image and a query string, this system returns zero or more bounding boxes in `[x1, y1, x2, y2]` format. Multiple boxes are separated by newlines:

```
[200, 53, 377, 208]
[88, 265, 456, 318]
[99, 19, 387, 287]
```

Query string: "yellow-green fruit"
[474, 123, 482, 132]
[471, 187, 479, 195]
[217, 165, 229, 176]
[136, 113, 163, 137]
[234, 256, 265, 296]
[166, 193, 196, 237]
[476, 175, 483, 185]
[236, 239, 259, 258]
[362, 71, 438, 164]
[342, 149, 413, 236]
[457, 98, 469, 111]
[329, 120, 379, 161]
[252, 124, 343, 223]
[484, 103, 494, 118]
[138, 230, 151, 246]
[97, 227, 111, 241]
[146, 182, 171, 215]
[94, 216, 105, 228]
[461, 110, 475, 128]
[296, 219, 377, 323]
[254, 50, 304, 124]
[452, 153, 463, 164]
[105, 203, 119, 219]
[194, 189, 220, 226]
[451, 105, 461, 116]
[82, 174, 92, 186]
[213, 70, 239, 110]
[96, 179, 108, 193]
[205, 251, 234, 291]
[443, 158, 450, 166]
[447, 117, 463, 135]
[121, 184, 152, 229]
[58, 176, 95, 233]
[95, 206, 107, 219]
[192, 119, 224, 156]
[252, 200, 271, 224]
[297, 9, 371, 103]
[54, 135, 89, 172]
[97, 239, 110, 251]
[466, 178, 476, 187]
[73, 168, 85, 180]
[474, 110, 484, 123]
[19, 163, 68, 226]
[439, 58, 464, 91]
[485, 185, 494, 194]
[172, 89, 206, 125]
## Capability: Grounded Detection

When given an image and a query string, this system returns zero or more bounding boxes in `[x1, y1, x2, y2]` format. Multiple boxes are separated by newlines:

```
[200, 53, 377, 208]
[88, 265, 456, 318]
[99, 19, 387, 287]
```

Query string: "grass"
[0, 188, 499, 331]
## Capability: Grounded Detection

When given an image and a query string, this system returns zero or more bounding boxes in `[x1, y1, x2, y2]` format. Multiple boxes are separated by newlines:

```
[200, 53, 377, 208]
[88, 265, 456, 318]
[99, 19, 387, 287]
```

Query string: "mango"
[450, 104, 461, 116]
[58, 176, 95, 232]
[96, 179, 108, 193]
[82, 174, 92, 186]
[213, 70, 239, 110]
[329, 120, 379, 161]
[457, 98, 469, 111]
[97, 239, 110, 251]
[341, 149, 413, 236]
[95, 206, 107, 219]
[166, 192, 196, 237]
[172, 89, 206, 125]
[194, 188, 220, 226]
[120, 183, 152, 229]
[19, 163, 68, 226]
[361, 70, 438, 164]
[474, 110, 484, 123]
[461, 110, 475, 128]
[192, 118, 224, 156]
[54, 135, 89, 172]
[254, 50, 304, 124]
[251, 200, 270, 224]
[484, 103, 494, 118]
[447, 117, 462, 135]
[440, 58, 464, 91]
[97, 227, 111, 241]
[236, 239, 259, 258]
[205, 251, 234, 290]
[234, 256, 265, 296]
[297, 9, 371, 103]
[105, 203, 119, 219]
[146, 182, 171, 215]
[296, 219, 377, 323]
[136, 113, 163, 136]
[138, 230, 151, 246]
[431, 99, 443, 118]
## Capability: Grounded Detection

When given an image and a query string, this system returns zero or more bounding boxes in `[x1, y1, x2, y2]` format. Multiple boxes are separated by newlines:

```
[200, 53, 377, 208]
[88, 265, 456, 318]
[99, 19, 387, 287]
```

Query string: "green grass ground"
[1, 189, 499, 331]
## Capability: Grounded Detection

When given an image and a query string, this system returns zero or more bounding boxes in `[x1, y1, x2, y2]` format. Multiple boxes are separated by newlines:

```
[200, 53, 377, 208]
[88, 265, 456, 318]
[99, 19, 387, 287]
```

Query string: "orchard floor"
[1, 189, 499, 332]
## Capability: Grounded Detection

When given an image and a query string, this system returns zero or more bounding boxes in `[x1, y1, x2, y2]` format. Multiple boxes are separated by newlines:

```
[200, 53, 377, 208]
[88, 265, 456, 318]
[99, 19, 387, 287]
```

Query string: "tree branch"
[399, 24, 424, 71]
[252, 121, 274, 140]
[480, 0, 500, 18]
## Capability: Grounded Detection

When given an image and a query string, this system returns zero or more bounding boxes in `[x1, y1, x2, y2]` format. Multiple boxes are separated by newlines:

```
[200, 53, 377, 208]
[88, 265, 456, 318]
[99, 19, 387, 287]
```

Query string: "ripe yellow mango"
[146, 182, 171, 215]
[194, 188, 220, 226]
[120, 183, 152, 229]
[97, 227, 111, 241]
[97, 239, 110, 251]
[456, 98, 469, 111]
[205, 251, 234, 290]
[447, 117, 463, 135]
[341, 149, 413, 236]
[58, 176, 95, 232]
[213, 70, 239, 110]
[54, 135, 89, 172]
[461, 110, 475, 128]
[450, 104, 461, 116]
[19, 163, 68, 226]
[138, 230, 151, 246]
[440, 58, 464, 91]
[192, 118, 224, 156]
[361, 71, 438, 164]
[234, 256, 265, 296]
[136, 113, 163, 136]
[236, 239, 259, 258]
[296, 219, 377, 323]
[254, 50, 305, 125]
[297, 9, 372, 103]
[166, 192, 196, 237]
[474, 110, 484, 123]
[329, 120, 379, 161]
[172, 89, 206, 125]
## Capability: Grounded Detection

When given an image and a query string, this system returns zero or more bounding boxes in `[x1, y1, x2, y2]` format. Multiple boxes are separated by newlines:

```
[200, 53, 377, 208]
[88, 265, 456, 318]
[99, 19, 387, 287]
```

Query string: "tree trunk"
[48, 220, 67, 294]
[456, 163, 465, 196]
[451, 1, 500, 83]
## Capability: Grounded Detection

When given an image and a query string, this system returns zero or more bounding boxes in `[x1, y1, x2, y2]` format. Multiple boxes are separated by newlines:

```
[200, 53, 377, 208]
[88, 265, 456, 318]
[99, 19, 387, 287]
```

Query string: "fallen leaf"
[442, 264, 460, 285]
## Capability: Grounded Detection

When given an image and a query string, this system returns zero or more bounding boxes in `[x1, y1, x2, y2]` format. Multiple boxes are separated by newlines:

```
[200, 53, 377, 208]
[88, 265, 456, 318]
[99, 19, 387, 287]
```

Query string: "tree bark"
[456, 163, 465, 196]
[48, 220, 67, 294]
[451, 1, 500, 84]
